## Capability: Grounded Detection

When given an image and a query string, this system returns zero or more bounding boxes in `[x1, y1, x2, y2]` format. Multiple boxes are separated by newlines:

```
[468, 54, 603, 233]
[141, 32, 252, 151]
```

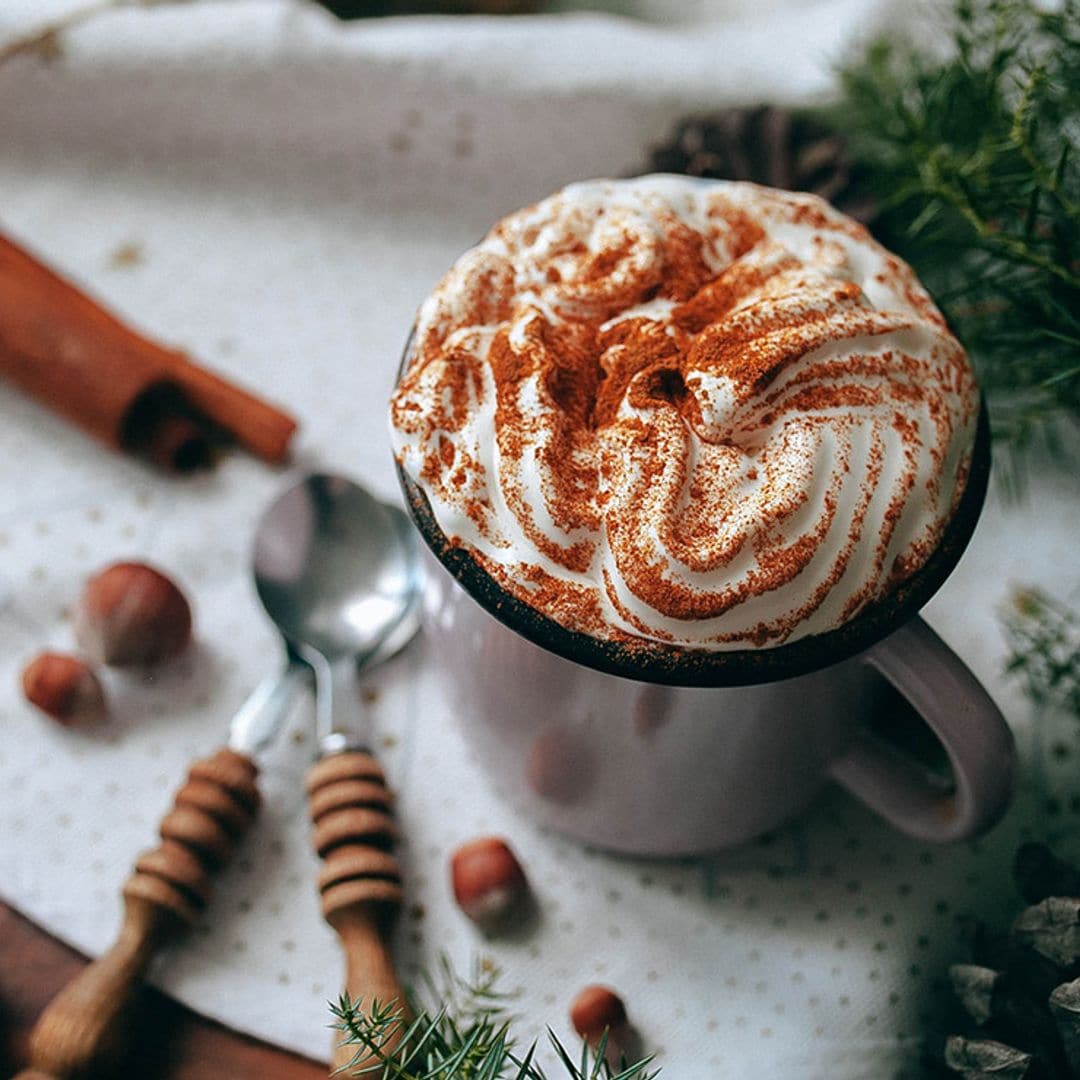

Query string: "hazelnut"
[450, 837, 528, 927]
[75, 561, 192, 666]
[570, 985, 629, 1065]
[21, 652, 107, 725]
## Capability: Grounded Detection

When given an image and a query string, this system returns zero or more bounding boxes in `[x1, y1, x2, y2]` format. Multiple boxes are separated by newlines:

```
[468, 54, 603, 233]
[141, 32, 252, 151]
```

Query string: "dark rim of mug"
[396, 400, 990, 688]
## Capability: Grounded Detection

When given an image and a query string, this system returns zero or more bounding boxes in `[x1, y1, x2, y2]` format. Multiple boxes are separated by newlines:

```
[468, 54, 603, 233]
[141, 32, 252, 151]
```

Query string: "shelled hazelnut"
[570, 985, 629, 1065]
[21, 652, 107, 726]
[75, 561, 192, 666]
[450, 836, 528, 928]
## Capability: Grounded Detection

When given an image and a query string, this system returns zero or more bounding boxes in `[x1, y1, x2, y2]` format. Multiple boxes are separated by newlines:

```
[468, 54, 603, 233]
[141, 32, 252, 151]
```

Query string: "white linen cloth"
[0, 2, 1076, 1076]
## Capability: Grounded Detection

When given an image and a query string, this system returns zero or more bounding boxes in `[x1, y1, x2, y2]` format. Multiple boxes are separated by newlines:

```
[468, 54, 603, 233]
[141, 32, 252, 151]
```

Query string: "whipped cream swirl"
[390, 176, 979, 651]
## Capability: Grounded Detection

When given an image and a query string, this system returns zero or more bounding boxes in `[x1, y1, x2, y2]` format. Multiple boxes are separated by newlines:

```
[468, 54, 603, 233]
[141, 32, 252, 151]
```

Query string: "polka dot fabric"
[0, 4, 1078, 1077]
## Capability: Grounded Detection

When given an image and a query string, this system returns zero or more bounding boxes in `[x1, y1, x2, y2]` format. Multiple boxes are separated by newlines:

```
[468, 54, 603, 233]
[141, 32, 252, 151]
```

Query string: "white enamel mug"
[421, 547, 1014, 855]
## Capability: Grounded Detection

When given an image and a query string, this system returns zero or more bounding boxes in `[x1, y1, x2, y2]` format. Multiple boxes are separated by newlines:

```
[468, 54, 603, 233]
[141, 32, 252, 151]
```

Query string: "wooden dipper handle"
[14, 748, 259, 1080]
[306, 751, 407, 1073]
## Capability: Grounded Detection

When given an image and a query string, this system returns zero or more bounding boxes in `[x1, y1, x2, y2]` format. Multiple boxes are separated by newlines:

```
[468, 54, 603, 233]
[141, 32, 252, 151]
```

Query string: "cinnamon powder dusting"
[390, 177, 979, 651]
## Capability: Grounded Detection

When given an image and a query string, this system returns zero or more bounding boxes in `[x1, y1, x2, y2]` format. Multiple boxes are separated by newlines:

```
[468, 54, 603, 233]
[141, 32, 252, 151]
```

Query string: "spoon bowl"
[253, 472, 423, 755]
[253, 473, 423, 666]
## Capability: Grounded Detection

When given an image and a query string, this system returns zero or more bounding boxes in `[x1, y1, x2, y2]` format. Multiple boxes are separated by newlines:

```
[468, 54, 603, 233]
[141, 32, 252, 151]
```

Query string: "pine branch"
[1001, 587, 1080, 720]
[825, 0, 1080, 477]
[330, 960, 660, 1080]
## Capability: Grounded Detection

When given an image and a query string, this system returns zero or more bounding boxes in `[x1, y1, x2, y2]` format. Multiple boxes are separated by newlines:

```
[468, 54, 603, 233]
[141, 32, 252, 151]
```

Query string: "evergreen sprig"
[829, 0, 1080, 478]
[330, 959, 659, 1080]
[1002, 587, 1080, 719]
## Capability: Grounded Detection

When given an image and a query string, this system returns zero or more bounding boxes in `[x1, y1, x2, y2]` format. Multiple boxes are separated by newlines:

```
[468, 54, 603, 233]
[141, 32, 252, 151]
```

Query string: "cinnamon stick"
[0, 230, 297, 470]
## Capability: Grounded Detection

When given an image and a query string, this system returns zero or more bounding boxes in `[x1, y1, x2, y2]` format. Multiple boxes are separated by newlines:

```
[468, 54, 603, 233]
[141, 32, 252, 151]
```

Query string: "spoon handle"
[14, 748, 259, 1080]
[306, 751, 408, 1073]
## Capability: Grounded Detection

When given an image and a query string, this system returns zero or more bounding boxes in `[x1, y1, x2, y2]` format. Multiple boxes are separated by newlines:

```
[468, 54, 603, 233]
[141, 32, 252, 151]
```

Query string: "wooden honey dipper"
[12, 742, 274, 1080]
[307, 750, 408, 1072]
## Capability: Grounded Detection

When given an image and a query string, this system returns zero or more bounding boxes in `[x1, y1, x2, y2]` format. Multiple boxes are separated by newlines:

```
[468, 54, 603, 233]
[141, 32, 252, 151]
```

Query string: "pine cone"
[944, 844, 1080, 1079]
[646, 106, 878, 226]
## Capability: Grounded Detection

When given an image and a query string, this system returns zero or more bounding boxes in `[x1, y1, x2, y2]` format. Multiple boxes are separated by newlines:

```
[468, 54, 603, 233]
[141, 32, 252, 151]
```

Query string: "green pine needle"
[1001, 587, 1080, 718]
[330, 959, 659, 1080]
[825, 0, 1080, 478]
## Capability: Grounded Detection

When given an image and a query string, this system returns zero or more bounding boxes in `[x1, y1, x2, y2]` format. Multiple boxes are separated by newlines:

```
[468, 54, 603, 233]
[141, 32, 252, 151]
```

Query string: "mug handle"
[827, 616, 1015, 842]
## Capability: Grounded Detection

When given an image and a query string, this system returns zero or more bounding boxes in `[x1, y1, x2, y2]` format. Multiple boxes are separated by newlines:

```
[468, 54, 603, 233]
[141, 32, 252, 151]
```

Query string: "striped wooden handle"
[307, 751, 407, 1074]
[14, 748, 259, 1080]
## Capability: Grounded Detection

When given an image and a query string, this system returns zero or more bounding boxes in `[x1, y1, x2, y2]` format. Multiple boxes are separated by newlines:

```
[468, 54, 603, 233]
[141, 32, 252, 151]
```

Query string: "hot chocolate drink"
[390, 176, 978, 655]
[390, 176, 1011, 851]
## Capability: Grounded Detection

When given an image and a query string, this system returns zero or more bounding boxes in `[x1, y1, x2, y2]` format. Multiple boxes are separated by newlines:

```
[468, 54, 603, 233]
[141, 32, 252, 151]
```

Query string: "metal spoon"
[253, 472, 423, 1072]
[253, 472, 423, 755]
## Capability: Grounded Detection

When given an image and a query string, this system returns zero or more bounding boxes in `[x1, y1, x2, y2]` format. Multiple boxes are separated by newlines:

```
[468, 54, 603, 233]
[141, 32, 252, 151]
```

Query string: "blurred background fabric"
[0, 0, 939, 109]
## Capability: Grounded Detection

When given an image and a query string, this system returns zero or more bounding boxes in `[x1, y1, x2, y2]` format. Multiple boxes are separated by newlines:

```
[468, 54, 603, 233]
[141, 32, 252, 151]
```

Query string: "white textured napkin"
[1, 2, 1077, 1076]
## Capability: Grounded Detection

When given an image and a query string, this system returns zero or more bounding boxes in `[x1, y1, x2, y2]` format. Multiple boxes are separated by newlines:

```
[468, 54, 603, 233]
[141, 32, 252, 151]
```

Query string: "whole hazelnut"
[450, 837, 528, 927]
[570, 985, 629, 1064]
[570, 989, 630, 1062]
[75, 561, 192, 666]
[21, 652, 107, 726]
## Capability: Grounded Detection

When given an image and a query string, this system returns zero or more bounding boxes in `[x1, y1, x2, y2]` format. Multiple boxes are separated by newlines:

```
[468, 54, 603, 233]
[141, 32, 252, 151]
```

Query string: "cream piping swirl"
[390, 176, 978, 651]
